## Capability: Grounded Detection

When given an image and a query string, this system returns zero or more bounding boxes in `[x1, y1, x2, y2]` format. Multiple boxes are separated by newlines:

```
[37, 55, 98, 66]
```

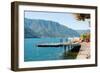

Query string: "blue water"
[24, 38, 69, 62]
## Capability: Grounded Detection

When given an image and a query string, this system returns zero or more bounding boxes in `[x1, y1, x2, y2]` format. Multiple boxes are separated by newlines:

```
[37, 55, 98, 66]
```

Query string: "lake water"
[24, 38, 70, 62]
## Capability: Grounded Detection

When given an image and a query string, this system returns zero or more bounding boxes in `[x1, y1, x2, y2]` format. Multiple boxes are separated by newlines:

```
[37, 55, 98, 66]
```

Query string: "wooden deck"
[37, 42, 90, 59]
[37, 42, 80, 52]
[37, 42, 80, 47]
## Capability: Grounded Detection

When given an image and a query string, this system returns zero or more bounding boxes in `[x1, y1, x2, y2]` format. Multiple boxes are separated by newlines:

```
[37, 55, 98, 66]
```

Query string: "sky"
[24, 11, 90, 30]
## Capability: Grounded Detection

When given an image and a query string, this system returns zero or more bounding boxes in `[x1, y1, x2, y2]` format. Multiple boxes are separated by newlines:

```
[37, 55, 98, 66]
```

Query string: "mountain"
[76, 30, 90, 35]
[24, 18, 80, 38]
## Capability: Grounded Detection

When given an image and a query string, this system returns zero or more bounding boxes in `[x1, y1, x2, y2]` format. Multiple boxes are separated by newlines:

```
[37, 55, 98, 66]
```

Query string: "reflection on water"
[24, 38, 70, 62]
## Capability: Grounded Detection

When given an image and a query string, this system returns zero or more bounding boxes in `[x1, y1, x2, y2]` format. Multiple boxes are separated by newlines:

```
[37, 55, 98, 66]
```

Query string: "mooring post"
[68, 45, 70, 51]
[70, 45, 71, 50]
[64, 45, 66, 52]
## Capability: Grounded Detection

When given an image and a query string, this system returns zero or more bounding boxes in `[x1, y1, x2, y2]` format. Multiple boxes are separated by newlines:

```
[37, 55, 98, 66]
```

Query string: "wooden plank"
[37, 42, 80, 47]
[37, 43, 62, 47]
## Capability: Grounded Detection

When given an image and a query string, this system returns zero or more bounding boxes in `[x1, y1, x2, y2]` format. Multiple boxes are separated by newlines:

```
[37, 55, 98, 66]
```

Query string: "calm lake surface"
[24, 38, 70, 62]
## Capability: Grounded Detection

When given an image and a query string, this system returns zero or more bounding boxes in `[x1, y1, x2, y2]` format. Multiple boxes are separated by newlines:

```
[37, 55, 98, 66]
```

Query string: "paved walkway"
[77, 42, 90, 59]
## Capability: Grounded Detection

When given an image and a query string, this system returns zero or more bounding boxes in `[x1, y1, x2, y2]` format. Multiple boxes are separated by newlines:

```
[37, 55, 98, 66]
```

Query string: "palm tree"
[74, 13, 91, 43]
[74, 14, 90, 27]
